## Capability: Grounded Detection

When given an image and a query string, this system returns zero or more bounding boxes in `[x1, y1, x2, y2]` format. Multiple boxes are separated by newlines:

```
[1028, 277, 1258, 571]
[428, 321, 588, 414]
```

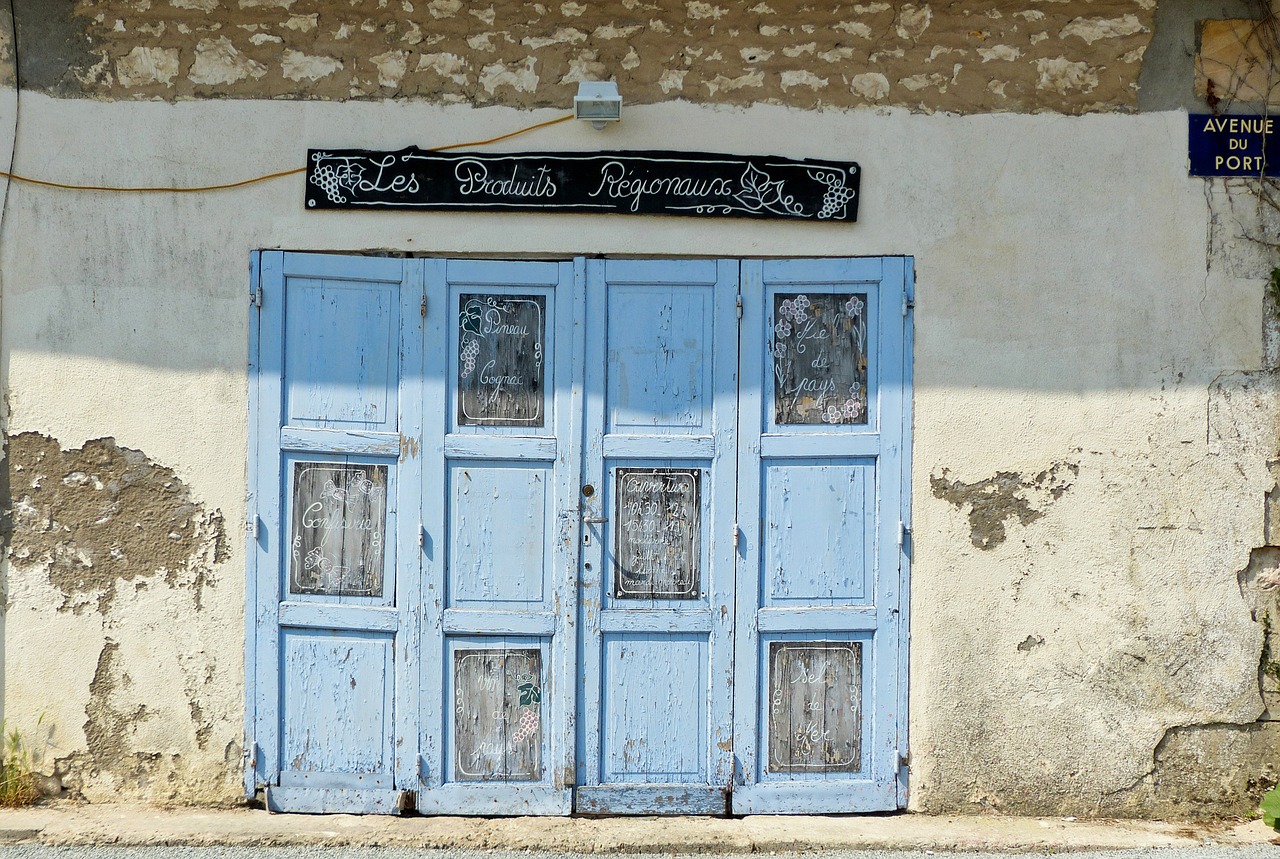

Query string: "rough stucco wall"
[26, 0, 1155, 113]
[0, 92, 1274, 813]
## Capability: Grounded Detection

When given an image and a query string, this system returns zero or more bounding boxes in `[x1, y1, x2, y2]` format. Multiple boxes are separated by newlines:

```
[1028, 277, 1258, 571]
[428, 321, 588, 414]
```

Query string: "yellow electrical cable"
[0, 112, 575, 194]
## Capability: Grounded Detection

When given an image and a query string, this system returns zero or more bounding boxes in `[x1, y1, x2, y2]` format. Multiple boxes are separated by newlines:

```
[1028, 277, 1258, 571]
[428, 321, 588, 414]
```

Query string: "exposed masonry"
[929, 459, 1079, 549]
[2, 433, 233, 799]
[2, 432, 228, 615]
[51, 637, 241, 801]
[36, 0, 1156, 113]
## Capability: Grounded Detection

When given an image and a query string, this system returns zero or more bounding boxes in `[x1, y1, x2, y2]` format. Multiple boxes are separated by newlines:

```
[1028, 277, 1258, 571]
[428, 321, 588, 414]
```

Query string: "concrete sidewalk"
[0, 804, 1276, 852]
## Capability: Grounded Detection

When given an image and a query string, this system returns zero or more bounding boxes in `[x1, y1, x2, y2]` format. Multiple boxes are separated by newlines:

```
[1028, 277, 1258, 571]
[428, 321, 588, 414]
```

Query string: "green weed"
[0, 718, 40, 807]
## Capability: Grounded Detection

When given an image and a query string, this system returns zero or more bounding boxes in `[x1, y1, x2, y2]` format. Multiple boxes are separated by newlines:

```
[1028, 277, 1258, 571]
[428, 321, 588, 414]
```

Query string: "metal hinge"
[247, 513, 260, 539]
[251, 286, 262, 308]
[736, 293, 743, 320]
[902, 294, 914, 316]
[897, 520, 910, 549]
[248, 740, 259, 769]
[733, 522, 740, 550]
[418, 523, 425, 549]
[899, 749, 910, 768]
[420, 295, 427, 317]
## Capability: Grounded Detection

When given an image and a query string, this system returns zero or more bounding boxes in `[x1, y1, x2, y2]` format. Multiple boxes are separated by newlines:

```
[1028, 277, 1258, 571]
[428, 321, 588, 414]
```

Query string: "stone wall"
[29, 0, 1155, 113]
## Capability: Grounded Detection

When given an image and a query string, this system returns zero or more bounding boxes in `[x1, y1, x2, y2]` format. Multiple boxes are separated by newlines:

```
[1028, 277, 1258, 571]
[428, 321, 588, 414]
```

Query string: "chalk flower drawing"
[290, 464, 387, 597]
[770, 292, 869, 425]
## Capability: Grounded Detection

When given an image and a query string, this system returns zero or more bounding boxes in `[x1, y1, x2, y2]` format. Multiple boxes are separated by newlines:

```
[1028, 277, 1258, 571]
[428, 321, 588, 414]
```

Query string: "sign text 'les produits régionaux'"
[306, 149, 860, 221]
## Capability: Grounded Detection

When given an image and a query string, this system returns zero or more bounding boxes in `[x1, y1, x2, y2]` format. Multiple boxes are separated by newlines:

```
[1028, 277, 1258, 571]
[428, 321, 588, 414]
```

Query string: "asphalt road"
[2, 848, 1280, 859]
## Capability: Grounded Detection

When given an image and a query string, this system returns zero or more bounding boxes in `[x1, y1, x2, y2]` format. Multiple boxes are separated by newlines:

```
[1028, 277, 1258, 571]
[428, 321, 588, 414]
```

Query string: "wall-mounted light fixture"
[574, 81, 622, 130]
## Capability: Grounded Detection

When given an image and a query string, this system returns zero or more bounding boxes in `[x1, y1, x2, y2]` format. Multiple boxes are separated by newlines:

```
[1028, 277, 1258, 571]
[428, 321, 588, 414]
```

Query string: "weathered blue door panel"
[732, 257, 910, 814]
[249, 253, 911, 817]
[248, 251, 424, 815]
[416, 258, 581, 815]
[576, 259, 738, 814]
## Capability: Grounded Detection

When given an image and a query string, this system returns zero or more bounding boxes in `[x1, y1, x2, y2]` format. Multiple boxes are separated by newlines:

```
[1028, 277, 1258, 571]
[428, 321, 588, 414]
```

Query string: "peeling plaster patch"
[704, 70, 763, 97]
[1106, 722, 1280, 819]
[53, 636, 221, 801]
[1120, 46, 1146, 64]
[1035, 56, 1097, 95]
[370, 49, 407, 87]
[1059, 14, 1145, 46]
[850, 72, 890, 100]
[686, 1, 727, 20]
[282, 14, 317, 32]
[895, 4, 932, 40]
[593, 23, 642, 40]
[282, 48, 341, 82]
[190, 36, 266, 85]
[930, 460, 1079, 549]
[427, 0, 461, 17]
[115, 46, 178, 87]
[781, 70, 826, 91]
[657, 68, 686, 93]
[170, 0, 216, 9]
[1017, 635, 1045, 652]
[479, 57, 538, 94]
[521, 26, 585, 49]
[418, 51, 467, 85]
[900, 72, 947, 93]
[83, 640, 147, 772]
[833, 21, 872, 38]
[978, 45, 1021, 63]
[3, 433, 227, 615]
[559, 52, 605, 84]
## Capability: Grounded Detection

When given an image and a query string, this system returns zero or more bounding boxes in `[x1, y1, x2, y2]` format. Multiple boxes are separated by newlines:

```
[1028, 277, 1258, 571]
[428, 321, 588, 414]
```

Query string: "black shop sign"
[306, 148, 860, 221]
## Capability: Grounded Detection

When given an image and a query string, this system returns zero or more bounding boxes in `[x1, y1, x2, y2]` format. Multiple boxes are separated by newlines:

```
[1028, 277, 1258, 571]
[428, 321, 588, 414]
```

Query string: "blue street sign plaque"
[1189, 113, 1280, 177]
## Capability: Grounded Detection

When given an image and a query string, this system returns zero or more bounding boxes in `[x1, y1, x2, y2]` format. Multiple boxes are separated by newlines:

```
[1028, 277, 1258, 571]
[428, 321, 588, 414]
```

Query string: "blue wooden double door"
[248, 252, 912, 815]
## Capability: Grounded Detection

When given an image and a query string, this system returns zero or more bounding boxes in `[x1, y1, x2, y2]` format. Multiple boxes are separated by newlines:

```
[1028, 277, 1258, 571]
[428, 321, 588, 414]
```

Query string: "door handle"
[582, 515, 609, 524]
